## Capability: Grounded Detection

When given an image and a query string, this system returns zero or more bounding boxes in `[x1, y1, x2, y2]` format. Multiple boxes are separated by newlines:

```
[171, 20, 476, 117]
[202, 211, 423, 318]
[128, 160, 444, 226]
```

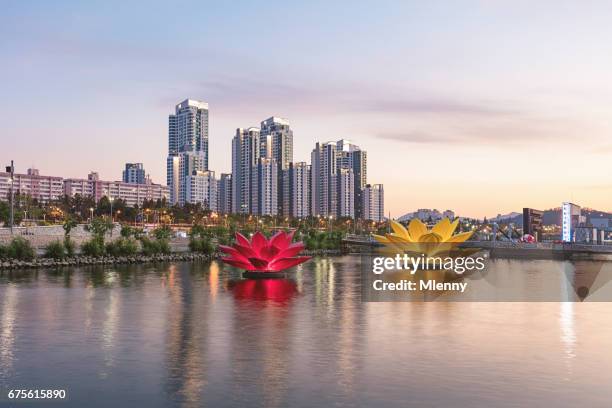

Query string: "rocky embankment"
[0, 248, 346, 270]
[0, 252, 215, 270]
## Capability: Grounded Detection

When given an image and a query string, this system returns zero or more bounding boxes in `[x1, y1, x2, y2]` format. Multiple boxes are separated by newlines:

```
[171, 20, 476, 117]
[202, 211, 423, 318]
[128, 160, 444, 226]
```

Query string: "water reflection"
[0, 285, 17, 382]
[1, 257, 612, 407]
[227, 279, 299, 303]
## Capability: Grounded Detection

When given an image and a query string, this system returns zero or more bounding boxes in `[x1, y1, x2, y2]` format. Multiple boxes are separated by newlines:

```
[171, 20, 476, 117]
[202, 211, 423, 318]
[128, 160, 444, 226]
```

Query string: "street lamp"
[89, 207, 94, 223]
[6, 160, 14, 234]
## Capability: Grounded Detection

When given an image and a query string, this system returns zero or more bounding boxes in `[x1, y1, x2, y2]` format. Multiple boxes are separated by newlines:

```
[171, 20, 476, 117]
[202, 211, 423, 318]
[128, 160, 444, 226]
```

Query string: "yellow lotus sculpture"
[373, 218, 474, 256]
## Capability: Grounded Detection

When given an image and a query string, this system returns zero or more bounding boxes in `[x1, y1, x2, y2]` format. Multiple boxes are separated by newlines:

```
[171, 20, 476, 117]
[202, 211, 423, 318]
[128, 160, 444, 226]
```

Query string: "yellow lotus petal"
[372, 234, 390, 244]
[431, 218, 458, 241]
[408, 219, 429, 241]
[386, 234, 412, 244]
[419, 232, 442, 243]
[446, 231, 474, 243]
[390, 220, 412, 241]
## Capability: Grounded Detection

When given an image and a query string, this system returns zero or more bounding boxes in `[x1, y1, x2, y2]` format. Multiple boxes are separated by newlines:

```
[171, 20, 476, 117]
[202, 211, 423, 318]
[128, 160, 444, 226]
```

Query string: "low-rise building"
[0, 168, 64, 203]
[64, 172, 168, 207]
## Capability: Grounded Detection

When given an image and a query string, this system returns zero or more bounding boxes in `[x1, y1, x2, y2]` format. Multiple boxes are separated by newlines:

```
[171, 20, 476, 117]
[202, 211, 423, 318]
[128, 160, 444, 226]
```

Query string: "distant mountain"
[487, 212, 521, 223]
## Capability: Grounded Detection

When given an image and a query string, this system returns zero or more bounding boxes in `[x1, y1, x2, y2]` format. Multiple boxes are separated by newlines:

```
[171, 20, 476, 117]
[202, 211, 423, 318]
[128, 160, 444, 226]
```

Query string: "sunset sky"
[2, 1, 612, 218]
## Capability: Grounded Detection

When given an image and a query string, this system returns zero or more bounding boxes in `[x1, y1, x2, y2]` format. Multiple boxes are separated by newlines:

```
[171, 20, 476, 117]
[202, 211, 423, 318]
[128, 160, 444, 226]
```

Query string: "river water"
[1, 255, 612, 407]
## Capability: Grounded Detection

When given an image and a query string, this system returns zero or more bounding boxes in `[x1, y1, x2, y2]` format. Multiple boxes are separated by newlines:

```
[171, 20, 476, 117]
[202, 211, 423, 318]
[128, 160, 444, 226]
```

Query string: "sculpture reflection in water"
[227, 279, 299, 303]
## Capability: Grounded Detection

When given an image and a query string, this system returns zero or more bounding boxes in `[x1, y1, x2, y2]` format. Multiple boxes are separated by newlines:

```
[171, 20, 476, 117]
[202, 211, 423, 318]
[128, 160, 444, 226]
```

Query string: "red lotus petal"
[260, 245, 280, 260]
[276, 242, 305, 259]
[284, 230, 295, 246]
[248, 257, 270, 270]
[270, 231, 289, 250]
[234, 243, 258, 258]
[235, 232, 251, 248]
[219, 245, 251, 264]
[267, 256, 311, 271]
[218, 245, 237, 254]
[221, 258, 256, 271]
[251, 232, 267, 255]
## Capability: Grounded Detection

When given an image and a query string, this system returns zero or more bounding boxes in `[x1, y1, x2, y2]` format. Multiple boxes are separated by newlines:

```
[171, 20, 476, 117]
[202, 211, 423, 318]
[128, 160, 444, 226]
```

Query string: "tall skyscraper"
[338, 167, 355, 218]
[336, 140, 367, 219]
[218, 173, 232, 214]
[310, 139, 372, 220]
[122, 163, 146, 184]
[284, 162, 311, 218]
[363, 184, 384, 222]
[260, 117, 293, 216]
[231, 127, 260, 214]
[253, 158, 278, 216]
[311, 141, 337, 217]
[167, 99, 209, 205]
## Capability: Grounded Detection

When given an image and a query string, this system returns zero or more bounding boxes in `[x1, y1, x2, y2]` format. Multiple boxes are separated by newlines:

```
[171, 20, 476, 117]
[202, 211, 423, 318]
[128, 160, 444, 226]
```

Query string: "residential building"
[363, 184, 384, 222]
[338, 168, 355, 218]
[260, 117, 293, 216]
[122, 163, 146, 184]
[177, 151, 207, 206]
[337, 140, 367, 218]
[0, 168, 64, 203]
[185, 170, 217, 211]
[310, 139, 371, 220]
[253, 158, 278, 216]
[218, 173, 232, 214]
[167, 99, 209, 205]
[311, 141, 337, 217]
[64, 172, 168, 207]
[231, 127, 260, 214]
[284, 162, 310, 218]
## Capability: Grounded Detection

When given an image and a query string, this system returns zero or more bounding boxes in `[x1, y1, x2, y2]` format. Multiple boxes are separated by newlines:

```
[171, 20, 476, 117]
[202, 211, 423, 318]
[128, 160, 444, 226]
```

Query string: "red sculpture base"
[243, 271, 288, 279]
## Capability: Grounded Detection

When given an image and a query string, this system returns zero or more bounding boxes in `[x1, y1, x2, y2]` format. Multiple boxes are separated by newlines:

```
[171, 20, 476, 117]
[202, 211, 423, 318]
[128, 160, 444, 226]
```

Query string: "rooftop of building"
[176, 99, 209, 112]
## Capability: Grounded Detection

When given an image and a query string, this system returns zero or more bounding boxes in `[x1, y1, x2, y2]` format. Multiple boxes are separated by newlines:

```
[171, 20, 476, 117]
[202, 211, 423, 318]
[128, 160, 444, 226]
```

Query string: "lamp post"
[89, 207, 94, 223]
[6, 161, 14, 234]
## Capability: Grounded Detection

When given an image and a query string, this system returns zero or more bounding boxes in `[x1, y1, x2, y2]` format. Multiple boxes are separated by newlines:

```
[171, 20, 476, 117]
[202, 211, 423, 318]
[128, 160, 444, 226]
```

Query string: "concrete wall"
[0, 224, 121, 248]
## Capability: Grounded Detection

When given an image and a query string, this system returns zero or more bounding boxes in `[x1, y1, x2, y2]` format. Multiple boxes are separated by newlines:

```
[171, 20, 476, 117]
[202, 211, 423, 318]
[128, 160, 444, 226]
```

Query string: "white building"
[338, 168, 355, 218]
[562, 202, 583, 242]
[362, 184, 384, 222]
[253, 158, 278, 216]
[167, 99, 209, 205]
[186, 170, 218, 211]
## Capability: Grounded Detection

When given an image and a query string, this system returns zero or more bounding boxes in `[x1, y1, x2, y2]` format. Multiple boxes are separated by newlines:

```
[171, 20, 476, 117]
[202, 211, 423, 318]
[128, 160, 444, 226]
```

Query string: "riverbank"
[0, 248, 345, 270]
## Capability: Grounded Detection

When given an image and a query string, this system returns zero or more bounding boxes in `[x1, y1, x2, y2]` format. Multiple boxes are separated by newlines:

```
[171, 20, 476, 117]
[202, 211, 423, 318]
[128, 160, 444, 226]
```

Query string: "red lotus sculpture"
[219, 231, 311, 273]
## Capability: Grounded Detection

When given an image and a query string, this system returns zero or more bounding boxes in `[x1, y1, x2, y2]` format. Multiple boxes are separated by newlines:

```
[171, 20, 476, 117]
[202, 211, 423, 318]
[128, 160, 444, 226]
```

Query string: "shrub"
[7, 237, 36, 260]
[120, 225, 134, 238]
[140, 237, 170, 256]
[152, 225, 172, 240]
[44, 240, 66, 259]
[0, 244, 7, 259]
[64, 237, 76, 257]
[81, 238, 105, 257]
[105, 238, 138, 257]
[189, 236, 214, 254]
